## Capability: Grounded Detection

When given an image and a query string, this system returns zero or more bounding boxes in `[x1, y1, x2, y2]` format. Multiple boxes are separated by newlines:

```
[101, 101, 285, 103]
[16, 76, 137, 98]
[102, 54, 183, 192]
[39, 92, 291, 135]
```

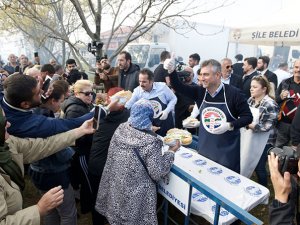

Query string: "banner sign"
[158, 172, 190, 215]
[229, 25, 300, 45]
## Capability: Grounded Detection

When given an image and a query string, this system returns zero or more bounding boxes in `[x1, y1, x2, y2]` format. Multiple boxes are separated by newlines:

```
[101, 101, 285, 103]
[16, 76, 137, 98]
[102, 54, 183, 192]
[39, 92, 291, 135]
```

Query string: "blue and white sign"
[158, 172, 190, 215]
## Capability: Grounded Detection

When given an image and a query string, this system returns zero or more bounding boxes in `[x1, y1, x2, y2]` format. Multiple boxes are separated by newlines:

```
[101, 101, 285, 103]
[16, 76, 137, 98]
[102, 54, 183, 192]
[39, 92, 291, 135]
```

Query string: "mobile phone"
[93, 105, 100, 130]
[34, 52, 39, 57]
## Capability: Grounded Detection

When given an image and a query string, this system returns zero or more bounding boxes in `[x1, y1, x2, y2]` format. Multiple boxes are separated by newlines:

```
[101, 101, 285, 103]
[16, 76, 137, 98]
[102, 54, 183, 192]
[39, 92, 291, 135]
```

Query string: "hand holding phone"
[93, 105, 100, 130]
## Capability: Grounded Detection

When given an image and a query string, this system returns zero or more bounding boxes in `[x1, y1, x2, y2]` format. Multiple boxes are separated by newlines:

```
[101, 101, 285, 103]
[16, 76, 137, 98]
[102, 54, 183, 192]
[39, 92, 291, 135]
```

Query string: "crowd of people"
[0, 50, 299, 225]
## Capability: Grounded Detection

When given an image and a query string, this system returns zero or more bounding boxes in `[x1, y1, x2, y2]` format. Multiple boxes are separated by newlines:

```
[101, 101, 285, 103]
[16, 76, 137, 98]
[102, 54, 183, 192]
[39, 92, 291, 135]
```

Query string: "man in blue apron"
[166, 58, 253, 173]
[125, 68, 177, 136]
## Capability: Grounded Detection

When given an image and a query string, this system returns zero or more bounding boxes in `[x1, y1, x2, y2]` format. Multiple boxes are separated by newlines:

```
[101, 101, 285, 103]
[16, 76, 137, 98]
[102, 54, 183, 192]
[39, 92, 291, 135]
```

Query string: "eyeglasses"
[226, 65, 233, 69]
[79, 91, 93, 96]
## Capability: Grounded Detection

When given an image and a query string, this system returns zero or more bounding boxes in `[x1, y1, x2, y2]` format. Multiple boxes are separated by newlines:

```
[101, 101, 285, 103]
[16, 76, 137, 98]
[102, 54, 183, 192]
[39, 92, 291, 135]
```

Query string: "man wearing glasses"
[221, 58, 243, 89]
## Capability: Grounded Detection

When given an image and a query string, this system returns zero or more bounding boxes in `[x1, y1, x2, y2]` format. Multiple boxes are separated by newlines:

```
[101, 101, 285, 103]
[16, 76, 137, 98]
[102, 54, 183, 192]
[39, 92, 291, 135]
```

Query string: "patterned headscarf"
[128, 99, 154, 131]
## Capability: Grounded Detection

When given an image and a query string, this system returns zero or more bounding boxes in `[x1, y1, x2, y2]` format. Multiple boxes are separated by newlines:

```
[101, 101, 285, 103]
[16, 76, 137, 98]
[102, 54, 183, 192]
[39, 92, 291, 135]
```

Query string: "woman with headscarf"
[0, 107, 95, 225]
[95, 99, 180, 225]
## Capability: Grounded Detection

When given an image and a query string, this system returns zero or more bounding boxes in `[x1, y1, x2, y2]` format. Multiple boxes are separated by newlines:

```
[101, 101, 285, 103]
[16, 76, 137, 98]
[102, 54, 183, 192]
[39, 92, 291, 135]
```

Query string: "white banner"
[229, 25, 300, 46]
[158, 172, 190, 215]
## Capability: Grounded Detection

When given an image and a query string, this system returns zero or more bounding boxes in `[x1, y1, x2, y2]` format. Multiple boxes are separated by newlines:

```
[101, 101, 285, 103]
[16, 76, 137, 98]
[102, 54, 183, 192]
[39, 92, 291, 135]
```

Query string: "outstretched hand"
[107, 98, 124, 112]
[80, 118, 96, 134]
[268, 152, 292, 203]
[37, 186, 64, 217]
[163, 53, 176, 74]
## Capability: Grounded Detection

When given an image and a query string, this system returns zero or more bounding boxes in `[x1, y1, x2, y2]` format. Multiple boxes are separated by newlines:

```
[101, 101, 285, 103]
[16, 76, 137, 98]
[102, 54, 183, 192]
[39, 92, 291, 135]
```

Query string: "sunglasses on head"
[79, 91, 93, 96]
[226, 65, 233, 69]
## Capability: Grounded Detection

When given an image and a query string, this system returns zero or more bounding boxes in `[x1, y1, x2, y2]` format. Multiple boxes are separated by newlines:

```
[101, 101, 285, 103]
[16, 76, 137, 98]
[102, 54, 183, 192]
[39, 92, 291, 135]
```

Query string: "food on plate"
[182, 117, 200, 128]
[111, 90, 132, 105]
[164, 128, 192, 146]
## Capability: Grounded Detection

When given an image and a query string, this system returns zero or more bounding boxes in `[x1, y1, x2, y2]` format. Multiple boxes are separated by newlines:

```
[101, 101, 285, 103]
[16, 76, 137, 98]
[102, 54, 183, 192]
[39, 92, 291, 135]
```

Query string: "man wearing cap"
[94, 55, 119, 92]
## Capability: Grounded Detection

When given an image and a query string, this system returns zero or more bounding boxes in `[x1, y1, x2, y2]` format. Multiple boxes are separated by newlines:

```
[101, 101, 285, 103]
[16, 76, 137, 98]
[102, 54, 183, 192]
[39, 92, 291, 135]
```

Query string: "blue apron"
[150, 96, 174, 136]
[198, 85, 240, 173]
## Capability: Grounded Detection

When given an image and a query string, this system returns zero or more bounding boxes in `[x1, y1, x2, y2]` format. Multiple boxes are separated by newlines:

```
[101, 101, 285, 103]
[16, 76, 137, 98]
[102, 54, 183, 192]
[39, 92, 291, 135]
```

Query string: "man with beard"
[117, 51, 140, 91]
[221, 58, 243, 89]
[242, 57, 259, 98]
[257, 56, 278, 91]
[0, 74, 120, 138]
[94, 56, 119, 92]
[275, 59, 300, 147]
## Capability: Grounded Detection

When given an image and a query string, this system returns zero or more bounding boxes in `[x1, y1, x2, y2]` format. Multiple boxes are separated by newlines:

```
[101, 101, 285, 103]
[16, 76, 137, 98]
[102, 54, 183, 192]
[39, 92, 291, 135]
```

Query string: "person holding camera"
[268, 151, 298, 225]
[94, 56, 119, 92]
[268, 108, 300, 224]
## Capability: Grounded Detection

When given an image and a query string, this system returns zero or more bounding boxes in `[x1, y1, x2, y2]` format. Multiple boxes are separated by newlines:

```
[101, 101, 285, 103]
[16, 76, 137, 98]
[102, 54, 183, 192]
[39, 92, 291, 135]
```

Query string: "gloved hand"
[212, 122, 231, 135]
[158, 110, 169, 120]
[163, 54, 176, 74]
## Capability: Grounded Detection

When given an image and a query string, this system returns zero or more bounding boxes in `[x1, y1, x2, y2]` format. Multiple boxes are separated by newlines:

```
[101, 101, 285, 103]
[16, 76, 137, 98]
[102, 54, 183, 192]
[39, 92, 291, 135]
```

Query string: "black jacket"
[232, 62, 244, 77]
[269, 178, 297, 225]
[265, 69, 278, 90]
[119, 63, 140, 91]
[170, 71, 252, 129]
[61, 96, 94, 156]
[242, 71, 258, 99]
[88, 109, 130, 177]
[291, 105, 300, 146]
[229, 73, 243, 89]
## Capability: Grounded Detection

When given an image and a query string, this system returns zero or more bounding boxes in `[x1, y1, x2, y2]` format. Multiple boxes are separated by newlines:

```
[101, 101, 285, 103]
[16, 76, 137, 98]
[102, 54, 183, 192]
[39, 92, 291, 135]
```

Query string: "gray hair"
[201, 59, 221, 73]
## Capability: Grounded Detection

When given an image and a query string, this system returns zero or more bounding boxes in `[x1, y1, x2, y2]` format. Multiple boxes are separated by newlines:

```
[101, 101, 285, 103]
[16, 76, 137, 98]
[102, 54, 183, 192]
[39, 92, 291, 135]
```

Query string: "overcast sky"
[194, 0, 299, 28]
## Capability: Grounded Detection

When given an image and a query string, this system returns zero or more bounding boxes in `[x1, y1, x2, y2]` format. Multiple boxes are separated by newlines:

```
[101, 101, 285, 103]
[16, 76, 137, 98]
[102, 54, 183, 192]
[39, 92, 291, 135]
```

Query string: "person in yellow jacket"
[0, 107, 95, 225]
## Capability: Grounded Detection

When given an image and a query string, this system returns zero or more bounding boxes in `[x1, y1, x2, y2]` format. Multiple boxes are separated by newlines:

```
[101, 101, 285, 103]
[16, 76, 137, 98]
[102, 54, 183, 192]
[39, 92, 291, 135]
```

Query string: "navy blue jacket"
[169, 71, 253, 129]
[0, 93, 94, 138]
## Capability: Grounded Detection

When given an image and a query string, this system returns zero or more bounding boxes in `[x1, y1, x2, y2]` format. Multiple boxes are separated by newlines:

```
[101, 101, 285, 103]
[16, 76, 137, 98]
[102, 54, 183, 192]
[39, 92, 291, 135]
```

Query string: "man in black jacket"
[221, 58, 243, 89]
[232, 54, 244, 77]
[275, 59, 300, 147]
[257, 56, 278, 90]
[242, 57, 258, 99]
[117, 51, 140, 91]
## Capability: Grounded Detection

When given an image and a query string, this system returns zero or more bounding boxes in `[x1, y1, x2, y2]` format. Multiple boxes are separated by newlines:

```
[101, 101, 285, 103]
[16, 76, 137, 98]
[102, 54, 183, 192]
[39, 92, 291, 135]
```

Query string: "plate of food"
[182, 117, 200, 128]
[163, 128, 192, 146]
[110, 90, 132, 105]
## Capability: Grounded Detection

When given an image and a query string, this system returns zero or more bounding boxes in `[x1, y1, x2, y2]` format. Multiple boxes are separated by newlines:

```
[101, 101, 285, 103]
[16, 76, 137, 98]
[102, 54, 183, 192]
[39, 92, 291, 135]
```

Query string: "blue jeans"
[255, 144, 272, 187]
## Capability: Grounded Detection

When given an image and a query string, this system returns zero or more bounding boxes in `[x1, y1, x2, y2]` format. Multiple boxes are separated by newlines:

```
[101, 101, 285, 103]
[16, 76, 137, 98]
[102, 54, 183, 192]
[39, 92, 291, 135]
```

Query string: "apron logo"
[150, 100, 162, 118]
[201, 107, 226, 134]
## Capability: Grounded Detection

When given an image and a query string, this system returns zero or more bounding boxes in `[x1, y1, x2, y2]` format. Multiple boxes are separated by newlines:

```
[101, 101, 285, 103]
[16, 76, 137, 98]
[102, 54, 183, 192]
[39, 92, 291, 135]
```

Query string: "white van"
[125, 42, 170, 71]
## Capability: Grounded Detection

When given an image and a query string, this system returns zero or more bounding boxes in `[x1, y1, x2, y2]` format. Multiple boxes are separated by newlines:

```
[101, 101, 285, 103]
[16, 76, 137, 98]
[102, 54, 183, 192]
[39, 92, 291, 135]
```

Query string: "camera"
[268, 146, 299, 174]
[88, 41, 104, 58]
[177, 71, 191, 83]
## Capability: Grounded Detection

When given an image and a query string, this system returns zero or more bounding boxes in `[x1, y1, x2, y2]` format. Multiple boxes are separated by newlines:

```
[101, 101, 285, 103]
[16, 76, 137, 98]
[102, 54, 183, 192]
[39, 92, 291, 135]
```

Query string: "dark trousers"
[255, 144, 272, 187]
[89, 173, 106, 225]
